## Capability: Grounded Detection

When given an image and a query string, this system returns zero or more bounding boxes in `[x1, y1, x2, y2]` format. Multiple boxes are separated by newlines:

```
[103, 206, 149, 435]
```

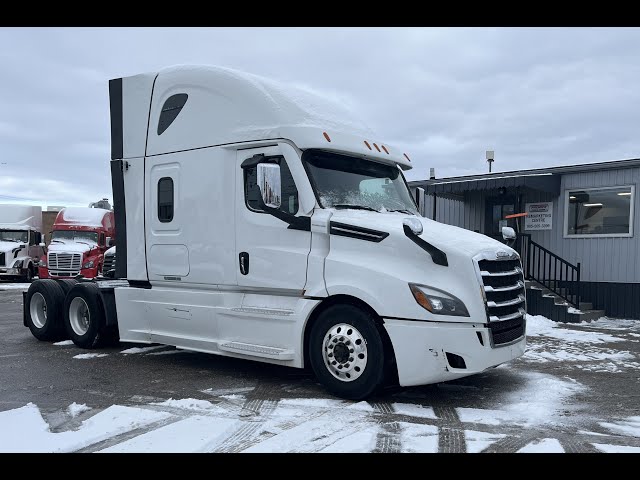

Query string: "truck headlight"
[83, 260, 95, 269]
[409, 283, 470, 317]
[39, 259, 47, 267]
[13, 260, 23, 269]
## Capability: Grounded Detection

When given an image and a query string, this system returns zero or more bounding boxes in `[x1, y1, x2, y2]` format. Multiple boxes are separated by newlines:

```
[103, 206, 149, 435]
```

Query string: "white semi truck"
[24, 65, 526, 399]
[1, 204, 44, 282]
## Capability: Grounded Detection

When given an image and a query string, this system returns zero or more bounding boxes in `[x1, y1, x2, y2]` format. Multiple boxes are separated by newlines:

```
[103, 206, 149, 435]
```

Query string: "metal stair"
[525, 281, 606, 323]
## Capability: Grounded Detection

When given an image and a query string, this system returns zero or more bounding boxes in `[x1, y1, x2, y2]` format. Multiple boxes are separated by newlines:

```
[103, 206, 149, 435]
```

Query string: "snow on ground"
[399, 422, 439, 453]
[458, 372, 584, 427]
[0, 403, 169, 453]
[592, 443, 640, 453]
[120, 346, 166, 355]
[101, 416, 240, 453]
[73, 353, 109, 359]
[523, 315, 640, 372]
[0, 283, 30, 290]
[517, 438, 564, 453]
[465, 430, 506, 453]
[2, 389, 639, 453]
[53, 340, 74, 346]
[392, 403, 437, 419]
[67, 403, 91, 418]
[599, 416, 640, 438]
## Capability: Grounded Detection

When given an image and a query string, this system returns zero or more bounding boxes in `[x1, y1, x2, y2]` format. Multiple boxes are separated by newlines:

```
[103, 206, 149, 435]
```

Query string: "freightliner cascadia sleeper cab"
[24, 65, 526, 399]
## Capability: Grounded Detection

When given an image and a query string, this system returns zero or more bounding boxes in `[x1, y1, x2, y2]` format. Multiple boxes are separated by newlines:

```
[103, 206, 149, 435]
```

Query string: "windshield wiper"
[332, 204, 379, 212]
[74, 241, 93, 246]
[388, 208, 416, 215]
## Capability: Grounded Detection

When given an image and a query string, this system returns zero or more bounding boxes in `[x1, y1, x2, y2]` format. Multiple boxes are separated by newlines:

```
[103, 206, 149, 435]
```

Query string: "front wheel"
[309, 304, 386, 400]
[22, 266, 33, 283]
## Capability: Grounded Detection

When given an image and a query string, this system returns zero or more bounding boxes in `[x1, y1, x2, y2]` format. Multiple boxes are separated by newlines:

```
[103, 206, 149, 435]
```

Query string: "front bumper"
[0, 268, 22, 277]
[384, 316, 526, 387]
[39, 267, 100, 279]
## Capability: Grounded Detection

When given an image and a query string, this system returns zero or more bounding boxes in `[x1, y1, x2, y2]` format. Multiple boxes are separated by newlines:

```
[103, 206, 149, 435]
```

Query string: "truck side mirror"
[501, 226, 516, 241]
[39, 242, 46, 248]
[106, 236, 114, 247]
[257, 163, 281, 209]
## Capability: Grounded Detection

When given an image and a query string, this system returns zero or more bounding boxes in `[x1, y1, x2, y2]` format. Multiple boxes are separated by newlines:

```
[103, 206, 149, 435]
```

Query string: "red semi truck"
[38, 207, 115, 279]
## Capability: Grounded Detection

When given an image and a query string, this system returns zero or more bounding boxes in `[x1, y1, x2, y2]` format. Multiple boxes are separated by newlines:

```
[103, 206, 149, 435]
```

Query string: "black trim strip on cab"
[108, 78, 123, 160]
[403, 224, 448, 266]
[111, 160, 127, 279]
[329, 221, 389, 243]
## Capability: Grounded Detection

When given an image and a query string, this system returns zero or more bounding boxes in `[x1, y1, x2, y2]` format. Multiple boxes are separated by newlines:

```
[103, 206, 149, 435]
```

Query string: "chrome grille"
[475, 253, 526, 347]
[48, 252, 82, 277]
[103, 253, 116, 275]
[0, 252, 5, 267]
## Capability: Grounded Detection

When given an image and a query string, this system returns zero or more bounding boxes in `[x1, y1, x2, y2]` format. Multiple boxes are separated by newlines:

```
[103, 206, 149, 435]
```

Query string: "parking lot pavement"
[1, 284, 639, 453]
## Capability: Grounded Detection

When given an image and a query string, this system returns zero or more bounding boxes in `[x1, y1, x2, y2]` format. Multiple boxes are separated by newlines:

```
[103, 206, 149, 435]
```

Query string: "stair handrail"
[521, 235, 581, 307]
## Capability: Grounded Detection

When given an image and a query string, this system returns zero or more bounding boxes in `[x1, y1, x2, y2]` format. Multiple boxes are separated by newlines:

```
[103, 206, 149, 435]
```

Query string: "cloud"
[0, 27, 639, 203]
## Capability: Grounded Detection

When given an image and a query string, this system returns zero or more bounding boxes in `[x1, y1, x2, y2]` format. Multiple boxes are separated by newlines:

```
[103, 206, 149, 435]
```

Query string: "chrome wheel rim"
[69, 297, 90, 336]
[30, 292, 47, 329]
[322, 323, 368, 382]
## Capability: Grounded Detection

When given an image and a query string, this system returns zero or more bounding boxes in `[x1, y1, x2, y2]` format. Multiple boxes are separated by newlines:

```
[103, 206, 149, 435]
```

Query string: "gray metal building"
[409, 158, 640, 320]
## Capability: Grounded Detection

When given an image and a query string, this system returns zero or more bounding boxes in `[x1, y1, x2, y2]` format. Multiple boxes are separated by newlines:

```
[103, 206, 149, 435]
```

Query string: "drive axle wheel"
[25, 280, 65, 341]
[63, 283, 106, 349]
[309, 304, 385, 400]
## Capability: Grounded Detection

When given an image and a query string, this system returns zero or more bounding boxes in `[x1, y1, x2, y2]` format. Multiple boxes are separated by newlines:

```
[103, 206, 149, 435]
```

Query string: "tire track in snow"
[558, 436, 600, 453]
[433, 406, 466, 453]
[371, 402, 402, 453]
[480, 432, 539, 453]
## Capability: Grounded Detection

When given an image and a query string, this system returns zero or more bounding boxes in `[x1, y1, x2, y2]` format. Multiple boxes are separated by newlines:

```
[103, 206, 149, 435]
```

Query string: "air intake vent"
[329, 222, 389, 243]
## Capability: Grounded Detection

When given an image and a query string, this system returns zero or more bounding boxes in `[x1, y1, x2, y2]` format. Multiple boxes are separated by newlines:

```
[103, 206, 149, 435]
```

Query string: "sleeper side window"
[158, 177, 174, 223]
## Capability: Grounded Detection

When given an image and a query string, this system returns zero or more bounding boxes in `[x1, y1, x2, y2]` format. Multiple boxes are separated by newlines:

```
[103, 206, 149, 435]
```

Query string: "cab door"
[235, 146, 311, 292]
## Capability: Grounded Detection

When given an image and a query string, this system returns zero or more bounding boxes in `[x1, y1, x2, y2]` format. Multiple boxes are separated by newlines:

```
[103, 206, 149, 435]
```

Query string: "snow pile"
[58, 207, 108, 227]
[53, 340, 74, 346]
[526, 315, 624, 343]
[592, 443, 640, 453]
[523, 315, 639, 372]
[67, 403, 91, 418]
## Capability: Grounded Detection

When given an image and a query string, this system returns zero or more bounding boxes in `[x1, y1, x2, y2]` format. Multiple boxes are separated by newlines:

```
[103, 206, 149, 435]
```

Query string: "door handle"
[239, 252, 249, 275]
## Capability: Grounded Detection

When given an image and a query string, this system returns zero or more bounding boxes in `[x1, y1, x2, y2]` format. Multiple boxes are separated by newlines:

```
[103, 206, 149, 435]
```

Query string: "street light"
[486, 150, 494, 173]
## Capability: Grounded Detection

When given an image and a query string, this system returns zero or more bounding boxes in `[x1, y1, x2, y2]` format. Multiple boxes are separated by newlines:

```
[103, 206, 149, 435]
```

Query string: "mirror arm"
[255, 195, 311, 231]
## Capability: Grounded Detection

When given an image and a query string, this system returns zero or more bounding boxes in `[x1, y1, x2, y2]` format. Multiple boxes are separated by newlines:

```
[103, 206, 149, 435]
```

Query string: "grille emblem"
[496, 250, 511, 258]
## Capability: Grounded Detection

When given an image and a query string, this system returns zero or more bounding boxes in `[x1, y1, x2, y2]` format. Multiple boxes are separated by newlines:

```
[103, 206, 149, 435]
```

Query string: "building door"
[485, 195, 517, 240]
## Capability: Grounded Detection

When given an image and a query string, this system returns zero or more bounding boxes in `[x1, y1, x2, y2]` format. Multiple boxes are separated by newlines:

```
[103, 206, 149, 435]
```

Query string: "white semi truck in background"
[24, 65, 526, 399]
[0, 205, 44, 282]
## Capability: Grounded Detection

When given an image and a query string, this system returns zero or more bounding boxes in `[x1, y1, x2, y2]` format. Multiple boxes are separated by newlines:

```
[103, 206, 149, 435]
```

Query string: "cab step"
[219, 342, 294, 360]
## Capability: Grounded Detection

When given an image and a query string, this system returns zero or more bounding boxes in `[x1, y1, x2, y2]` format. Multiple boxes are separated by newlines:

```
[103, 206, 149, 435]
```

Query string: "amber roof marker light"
[403, 153, 411, 162]
[364, 140, 372, 150]
[381, 145, 389, 154]
[373, 143, 381, 152]
[323, 132, 331, 142]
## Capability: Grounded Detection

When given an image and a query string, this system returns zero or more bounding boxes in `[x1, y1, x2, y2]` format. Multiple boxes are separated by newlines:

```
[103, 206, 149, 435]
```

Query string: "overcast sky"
[1, 27, 639, 208]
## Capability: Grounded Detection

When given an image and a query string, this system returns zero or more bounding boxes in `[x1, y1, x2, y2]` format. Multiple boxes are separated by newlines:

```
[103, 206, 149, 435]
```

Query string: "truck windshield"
[51, 230, 99, 244]
[0, 230, 28, 243]
[304, 150, 418, 214]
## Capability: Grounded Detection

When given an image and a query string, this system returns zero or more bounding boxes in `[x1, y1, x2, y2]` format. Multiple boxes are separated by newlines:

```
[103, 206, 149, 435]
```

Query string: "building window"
[158, 177, 174, 223]
[565, 185, 635, 237]
[157, 93, 188, 135]
[244, 157, 299, 215]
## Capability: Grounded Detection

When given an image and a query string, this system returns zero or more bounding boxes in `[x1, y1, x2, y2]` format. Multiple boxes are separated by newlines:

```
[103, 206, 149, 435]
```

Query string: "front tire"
[309, 304, 386, 400]
[25, 280, 65, 341]
[63, 283, 106, 349]
[22, 266, 33, 283]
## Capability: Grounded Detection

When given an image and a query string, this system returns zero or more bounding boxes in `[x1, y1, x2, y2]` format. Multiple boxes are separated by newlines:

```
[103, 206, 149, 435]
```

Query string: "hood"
[47, 242, 94, 255]
[0, 241, 26, 254]
[328, 209, 516, 257]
